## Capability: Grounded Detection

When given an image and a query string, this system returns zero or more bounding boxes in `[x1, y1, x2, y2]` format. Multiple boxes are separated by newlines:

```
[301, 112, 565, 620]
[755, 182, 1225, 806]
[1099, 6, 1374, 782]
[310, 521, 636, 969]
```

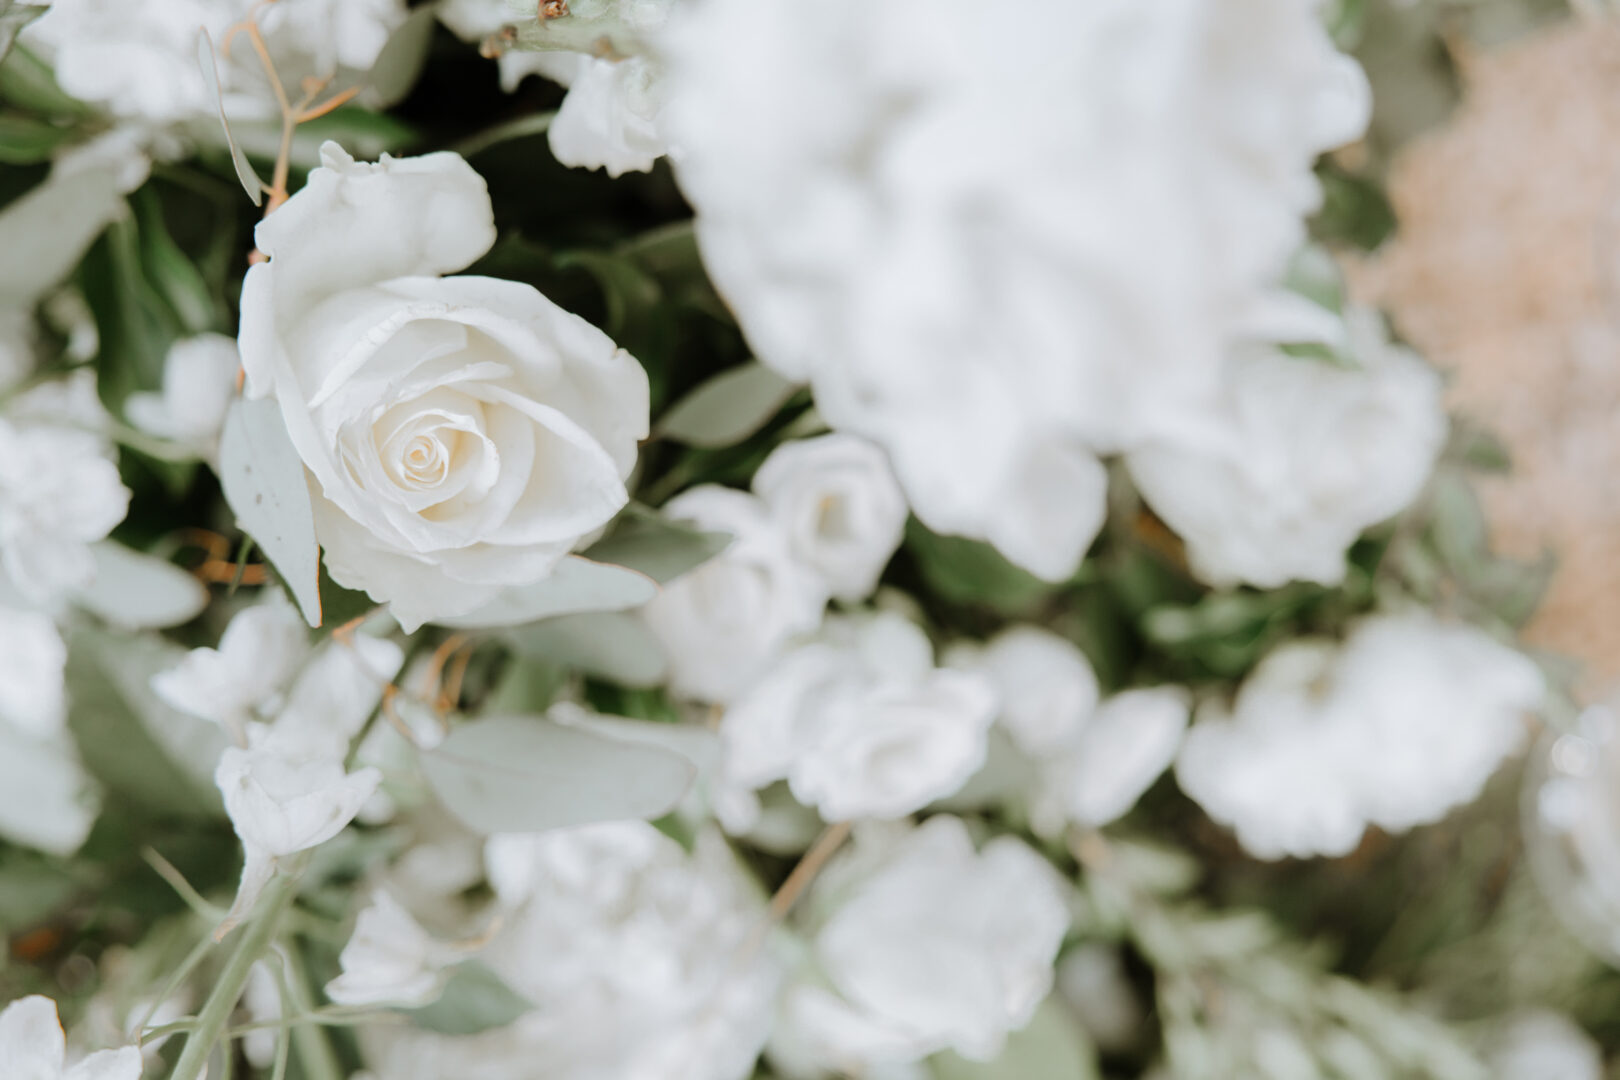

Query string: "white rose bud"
[643, 485, 828, 703]
[238, 143, 649, 631]
[753, 434, 907, 602]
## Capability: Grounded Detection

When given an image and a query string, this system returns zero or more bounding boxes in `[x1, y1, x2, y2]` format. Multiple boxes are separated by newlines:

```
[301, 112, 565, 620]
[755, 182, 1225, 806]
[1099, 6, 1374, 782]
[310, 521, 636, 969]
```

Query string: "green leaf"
[0, 853, 78, 931]
[0, 2, 46, 65]
[401, 962, 531, 1036]
[218, 396, 323, 627]
[504, 611, 667, 687]
[64, 630, 225, 818]
[932, 997, 1100, 1080]
[0, 113, 72, 164]
[0, 164, 123, 306]
[421, 714, 696, 835]
[71, 541, 209, 630]
[656, 361, 801, 448]
[433, 556, 659, 629]
[360, 5, 436, 110]
[904, 517, 1054, 616]
[451, 110, 556, 159]
[196, 28, 264, 207]
[556, 249, 663, 341]
[582, 504, 732, 584]
[1428, 473, 1489, 571]
[0, 43, 89, 117]
[132, 187, 215, 334]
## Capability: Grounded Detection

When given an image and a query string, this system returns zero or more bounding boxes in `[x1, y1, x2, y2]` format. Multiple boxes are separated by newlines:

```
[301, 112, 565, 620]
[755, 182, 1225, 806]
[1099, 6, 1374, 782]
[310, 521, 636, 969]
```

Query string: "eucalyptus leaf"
[504, 611, 667, 687]
[433, 556, 659, 629]
[195, 28, 263, 207]
[932, 997, 1100, 1080]
[360, 5, 437, 110]
[421, 714, 696, 835]
[218, 396, 322, 627]
[582, 504, 731, 584]
[656, 362, 801, 448]
[0, 164, 123, 306]
[71, 541, 209, 630]
[401, 962, 531, 1035]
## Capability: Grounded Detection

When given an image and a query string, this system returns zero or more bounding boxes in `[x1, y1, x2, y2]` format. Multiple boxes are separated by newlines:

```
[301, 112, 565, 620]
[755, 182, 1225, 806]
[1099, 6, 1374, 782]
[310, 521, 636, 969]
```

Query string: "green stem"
[168, 869, 300, 1080]
[282, 943, 344, 1080]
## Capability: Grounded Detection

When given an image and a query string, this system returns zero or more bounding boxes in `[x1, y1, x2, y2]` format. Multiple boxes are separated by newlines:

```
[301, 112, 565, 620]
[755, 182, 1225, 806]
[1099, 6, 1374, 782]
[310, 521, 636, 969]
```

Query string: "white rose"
[772, 816, 1069, 1075]
[238, 143, 649, 631]
[547, 54, 670, 178]
[642, 485, 828, 703]
[125, 332, 242, 456]
[1175, 612, 1544, 859]
[752, 434, 907, 602]
[722, 611, 996, 821]
[947, 625, 1099, 756]
[1128, 309, 1446, 589]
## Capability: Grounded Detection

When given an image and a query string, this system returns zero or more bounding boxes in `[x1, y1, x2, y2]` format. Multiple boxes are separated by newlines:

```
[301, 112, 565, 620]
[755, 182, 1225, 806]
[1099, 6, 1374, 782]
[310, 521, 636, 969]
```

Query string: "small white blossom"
[722, 611, 996, 822]
[946, 626, 1099, 756]
[547, 53, 669, 178]
[1128, 309, 1446, 589]
[643, 485, 828, 703]
[753, 434, 907, 602]
[1176, 612, 1544, 859]
[151, 595, 309, 733]
[0, 995, 141, 1080]
[125, 332, 241, 456]
[325, 890, 460, 1008]
[771, 816, 1069, 1076]
[1031, 688, 1190, 834]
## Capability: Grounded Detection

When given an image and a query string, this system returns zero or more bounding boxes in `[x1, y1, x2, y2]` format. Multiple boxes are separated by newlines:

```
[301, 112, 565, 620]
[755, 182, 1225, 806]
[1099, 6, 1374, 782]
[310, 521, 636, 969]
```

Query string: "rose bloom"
[239, 143, 649, 630]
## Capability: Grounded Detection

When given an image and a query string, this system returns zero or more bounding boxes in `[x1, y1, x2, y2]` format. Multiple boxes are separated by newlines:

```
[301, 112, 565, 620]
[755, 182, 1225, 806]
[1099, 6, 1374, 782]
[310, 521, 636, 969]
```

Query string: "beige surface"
[1353, 17, 1620, 691]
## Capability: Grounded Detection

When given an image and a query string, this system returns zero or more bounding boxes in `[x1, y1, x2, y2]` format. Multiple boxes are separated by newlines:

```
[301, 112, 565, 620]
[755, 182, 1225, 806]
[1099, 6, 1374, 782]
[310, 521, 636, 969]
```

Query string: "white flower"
[242, 961, 284, 1069]
[325, 890, 459, 1008]
[359, 822, 778, 1080]
[547, 53, 669, 178]
[643, 485, 828, 703]
[238, 143, 650, 631]
[125, 332, 241, 456]
[753, 434, 907, 602]
[1175, 612, 1544, 860]
[1485, 1011, 1603, 1080]
[152, 595, 309, 732]
[662, 0, 1368, 581]
[1031, 688, 1190, 834]
[215, 726, 382, 922]
[946, 626, 1099, 756]
[0, 413, 130, 605]
[771, 816, 1068, 1075]
[1127, 309, 1446, 588]
[0, 995, 141, 1080]
[25, 0, 406, 128]
[722, 611, 996, 821]
[0, 603, 67, 738]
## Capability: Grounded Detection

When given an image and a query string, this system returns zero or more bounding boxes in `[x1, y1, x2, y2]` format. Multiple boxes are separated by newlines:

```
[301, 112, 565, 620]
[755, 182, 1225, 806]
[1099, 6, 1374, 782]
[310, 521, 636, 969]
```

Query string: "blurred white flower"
[1128, 309, 1446, 588]
[1057, 944, 1144, 1054]
[722, 611, 996, 821]
[946, 626, 1099, 756]
[151, 595, 308, 733]
[771, 816, 1069, 1075]
[1485, 1011, 1603, 1080]
[273, 632, 405, 757]
[0, 603, 66, 738]
[644, 485, 828, 703]
[663, 0, 1368, 581]
[25, 0, 406, 128]
[0, 411, 130, 605]
[360, 822, 778, 1080]
[0, 995, 141, 1080]
[242, 961, 284, 1069]
[1031, 687, 1190, 834]
[325, 890, 460, 1008]
[753, 434, 907, 602]
[1176, 612, 1544, 859]
[239, 143, 649, 631]
[125, 332, 241, 457]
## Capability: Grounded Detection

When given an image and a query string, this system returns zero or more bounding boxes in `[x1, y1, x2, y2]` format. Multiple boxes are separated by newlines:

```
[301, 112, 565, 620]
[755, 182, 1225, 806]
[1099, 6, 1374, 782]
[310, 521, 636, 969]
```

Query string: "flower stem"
[168, 868, 300, 1080]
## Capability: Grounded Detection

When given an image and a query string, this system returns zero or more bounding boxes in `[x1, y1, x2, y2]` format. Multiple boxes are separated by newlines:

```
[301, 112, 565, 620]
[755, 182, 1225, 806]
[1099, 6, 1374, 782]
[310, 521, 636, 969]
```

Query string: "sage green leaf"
[0, 164, 123, 306]
[195, 28, 263, 206]
[932, 998, 1100, 1080]
[360, 5, 437, 109]
[0, 113, 72, 164]
[0, 2, 46, 65]
[656, 362, 801, 448]
[582, 504, 731, 584]
[504, 611, 667, 687]
[421, 715, 696, 835]
[64, 631, 225, 818]
[904, 518, 1055, 616]
[0, 43, 88, 117]
[71, 541, 208, 630]
[218, 397, 322, 627]
[433, 557, 659, 629]
[402, 962, 531, 1035]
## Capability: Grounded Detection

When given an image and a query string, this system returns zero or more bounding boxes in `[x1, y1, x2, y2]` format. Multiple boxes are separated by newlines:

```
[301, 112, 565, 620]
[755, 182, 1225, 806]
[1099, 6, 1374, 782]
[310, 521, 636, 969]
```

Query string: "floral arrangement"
[0, 0, 1612, 1077]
